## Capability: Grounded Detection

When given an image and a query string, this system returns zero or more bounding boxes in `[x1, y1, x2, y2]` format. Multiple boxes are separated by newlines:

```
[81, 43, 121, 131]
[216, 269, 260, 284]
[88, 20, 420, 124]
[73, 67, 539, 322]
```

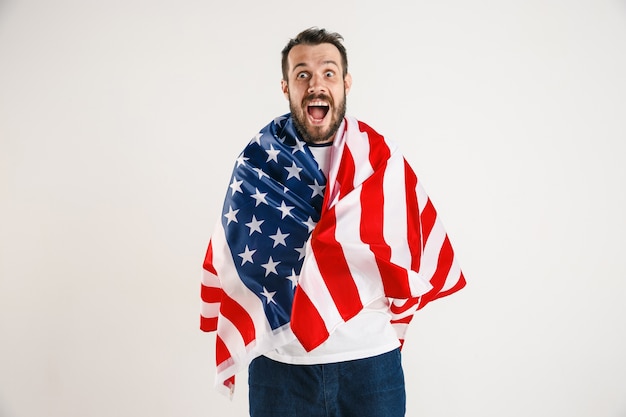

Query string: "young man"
[201, 28, 466, 417]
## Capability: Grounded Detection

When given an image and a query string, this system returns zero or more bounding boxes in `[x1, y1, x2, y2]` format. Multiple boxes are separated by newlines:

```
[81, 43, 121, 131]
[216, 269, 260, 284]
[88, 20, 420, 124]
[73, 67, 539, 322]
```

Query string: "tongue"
[309, 106, 327, 120]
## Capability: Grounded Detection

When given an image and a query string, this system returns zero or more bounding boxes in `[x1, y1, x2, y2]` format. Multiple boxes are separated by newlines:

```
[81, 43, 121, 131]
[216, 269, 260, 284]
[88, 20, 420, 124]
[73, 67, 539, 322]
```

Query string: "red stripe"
[200, 284, 222, 303]
[311, 209, 363, 321]
[291, 287, 329, 351]
[390, 297, 420, 314]
[215, 335, 231, 366]
[377, 261, 411, 297]
[418, 237, 455, 308]
[335, 141, 356, 199]
[203, 240, 217, 275]
[435, 272, 466, 299]
[358, 124, 415, 297]
[224, 376, 235, 390]
[404, 161, 422, 272]
[200, 315, 217, 332]
[421, 198, 437, 244]
[359, 120, 389, 168]
[390, 315, 414, 325]
[220, 294, 255, 347]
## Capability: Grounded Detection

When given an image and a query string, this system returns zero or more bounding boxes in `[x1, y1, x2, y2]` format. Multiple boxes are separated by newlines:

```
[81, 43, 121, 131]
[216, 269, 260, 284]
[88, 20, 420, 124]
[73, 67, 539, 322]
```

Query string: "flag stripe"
[310, 209, 363, 320]
[404, 161, 422, 273]
[291, 286, 330, 350]
[201, 115, 465, 393]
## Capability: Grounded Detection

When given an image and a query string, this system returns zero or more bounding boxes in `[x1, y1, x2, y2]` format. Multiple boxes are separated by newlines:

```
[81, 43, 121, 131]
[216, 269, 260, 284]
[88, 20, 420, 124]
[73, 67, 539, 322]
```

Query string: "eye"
[324, 70, 335, 77]
[297, 72, 310, 79]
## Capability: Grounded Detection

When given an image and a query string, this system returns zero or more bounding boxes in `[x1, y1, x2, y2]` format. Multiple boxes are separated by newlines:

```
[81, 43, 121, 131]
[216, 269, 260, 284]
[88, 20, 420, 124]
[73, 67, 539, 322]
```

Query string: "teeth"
[308, 100, 329, 107]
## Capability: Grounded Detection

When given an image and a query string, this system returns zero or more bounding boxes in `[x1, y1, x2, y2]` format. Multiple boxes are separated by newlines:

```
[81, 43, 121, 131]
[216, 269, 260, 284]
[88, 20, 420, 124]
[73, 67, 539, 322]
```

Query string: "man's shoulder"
[347, 115, 397, 151]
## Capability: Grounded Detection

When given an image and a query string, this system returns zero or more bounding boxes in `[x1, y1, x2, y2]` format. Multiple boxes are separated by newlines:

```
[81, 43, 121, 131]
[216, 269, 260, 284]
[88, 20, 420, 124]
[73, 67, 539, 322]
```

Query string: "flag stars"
[260, 286, 277, 304]
[261, 256, 280, 277]
[276, 201, 295, 219]
[266, 144, 280, 163]
[229, 177, 243, 195]
[245, 215, 264, 235]
[308, 179, 325, 198]
[235, 155, 249, 167]
[285, 162, 303, 180]
[223, 205, 239, 225]
[269, 228, 289, 247]
[303, 216, 317, 232]
[238, 245, 256, 265]
[291, 138, 306, 154]
[252, 132, 263, 145]
[273, 115, 287, 126]
[253, 167, 269, 180]
[286, 269, 299, 289]
[295, 244, 307, 261]
[250, 188, 268, 207]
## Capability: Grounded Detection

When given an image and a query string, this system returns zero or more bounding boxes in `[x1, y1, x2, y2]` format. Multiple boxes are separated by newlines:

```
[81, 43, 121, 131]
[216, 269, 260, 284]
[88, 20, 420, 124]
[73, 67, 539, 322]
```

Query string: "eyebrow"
[292, 60, 340, 72]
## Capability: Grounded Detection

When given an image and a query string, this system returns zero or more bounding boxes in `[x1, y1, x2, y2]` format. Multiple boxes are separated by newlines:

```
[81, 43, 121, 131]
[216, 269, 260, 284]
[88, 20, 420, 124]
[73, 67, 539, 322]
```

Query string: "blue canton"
[220, 114, 327, 330]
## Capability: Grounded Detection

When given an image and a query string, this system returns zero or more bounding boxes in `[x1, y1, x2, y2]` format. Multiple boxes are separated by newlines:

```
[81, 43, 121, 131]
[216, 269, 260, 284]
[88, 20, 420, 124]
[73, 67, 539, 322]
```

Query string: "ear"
[344, 73, 352, 94]
[281, 79, 289, 100]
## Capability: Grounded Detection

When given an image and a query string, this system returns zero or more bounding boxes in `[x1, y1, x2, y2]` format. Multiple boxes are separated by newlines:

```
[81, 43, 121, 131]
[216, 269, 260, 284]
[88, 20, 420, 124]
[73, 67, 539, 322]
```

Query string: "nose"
[307, 73, 326, 94]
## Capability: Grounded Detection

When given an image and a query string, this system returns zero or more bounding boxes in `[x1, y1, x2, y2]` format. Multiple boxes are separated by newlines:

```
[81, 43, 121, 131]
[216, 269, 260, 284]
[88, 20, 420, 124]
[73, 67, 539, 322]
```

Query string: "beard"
[289, 91, 347, 144]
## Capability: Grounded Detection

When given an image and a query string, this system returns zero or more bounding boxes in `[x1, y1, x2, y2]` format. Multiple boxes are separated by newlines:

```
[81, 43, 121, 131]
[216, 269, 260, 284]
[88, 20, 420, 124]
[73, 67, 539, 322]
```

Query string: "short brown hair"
[281, 27, 348, 81]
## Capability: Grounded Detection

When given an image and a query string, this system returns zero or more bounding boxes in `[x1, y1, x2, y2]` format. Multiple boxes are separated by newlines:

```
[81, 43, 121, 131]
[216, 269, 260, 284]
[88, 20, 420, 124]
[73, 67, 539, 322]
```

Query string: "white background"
[1, 0, 625, 416]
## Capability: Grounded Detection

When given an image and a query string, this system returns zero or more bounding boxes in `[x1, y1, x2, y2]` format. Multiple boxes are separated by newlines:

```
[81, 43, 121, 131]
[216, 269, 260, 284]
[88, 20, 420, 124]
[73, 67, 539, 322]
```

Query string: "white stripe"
[382, 151, 412, 268]
[215, 315, 246, 371]
[299, 248, 344, 332]
[346, 120, 374, 186]
[420, 218, 447, 280]
[201, 301, 219, 319]
[441, 256, 462, 292]
[416, 181, 429, 213]
[333, 185, 386, 306]
[211, 224, 271, 335]
[201, 267, 220, 287]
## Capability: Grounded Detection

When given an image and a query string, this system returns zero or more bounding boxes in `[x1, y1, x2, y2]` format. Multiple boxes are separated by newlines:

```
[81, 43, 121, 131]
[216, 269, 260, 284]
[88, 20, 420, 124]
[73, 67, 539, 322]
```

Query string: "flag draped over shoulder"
[201, 114, 465, 395]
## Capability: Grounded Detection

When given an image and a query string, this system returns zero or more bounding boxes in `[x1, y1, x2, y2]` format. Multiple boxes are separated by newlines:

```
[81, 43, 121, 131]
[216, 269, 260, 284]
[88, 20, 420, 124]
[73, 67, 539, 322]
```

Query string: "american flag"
[201, 114, 465, 395]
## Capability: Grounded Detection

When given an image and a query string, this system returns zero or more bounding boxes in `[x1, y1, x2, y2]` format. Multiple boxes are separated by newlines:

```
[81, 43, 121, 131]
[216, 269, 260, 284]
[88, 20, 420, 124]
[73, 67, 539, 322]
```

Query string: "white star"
[276, 200, 295, 219]
[285, 269, 299, 289]
[223, 205, 239, 225]
[261, 256, 280, 277]
[285, 161, 303, 180]
[253, 167, 269, 180]
[238, 245, 256, 265]
[266, 144, 280, 163]
[273, 115, 287, 126]
[250, 188, 268, 207]
[235, 155, 248, 167]
[269, 228, 290, 247]
[292, 138, 306, 154]
[308, 179, 325, 198]
[245, 215, 264, 235]
[260, 286, 277, 304]
[303, 216, 317, 232]
[295, 244, 307, 260]
[229, 177, 243, 195]
[252, 132, 263, 145]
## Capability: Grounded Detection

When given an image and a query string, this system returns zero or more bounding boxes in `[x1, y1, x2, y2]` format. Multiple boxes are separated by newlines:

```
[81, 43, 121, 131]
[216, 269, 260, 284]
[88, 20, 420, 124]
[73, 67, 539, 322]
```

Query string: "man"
[201, 27, 465, 417]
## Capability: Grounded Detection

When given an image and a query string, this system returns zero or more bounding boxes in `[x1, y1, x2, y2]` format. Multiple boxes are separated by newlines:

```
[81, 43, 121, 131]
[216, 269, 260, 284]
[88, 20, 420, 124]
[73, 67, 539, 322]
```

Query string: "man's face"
[281, 43, 352, 144]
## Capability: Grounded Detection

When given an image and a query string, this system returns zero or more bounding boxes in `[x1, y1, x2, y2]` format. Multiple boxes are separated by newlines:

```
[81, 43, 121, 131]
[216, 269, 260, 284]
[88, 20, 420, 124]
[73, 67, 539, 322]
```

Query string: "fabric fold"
[200, 114, 465, 394]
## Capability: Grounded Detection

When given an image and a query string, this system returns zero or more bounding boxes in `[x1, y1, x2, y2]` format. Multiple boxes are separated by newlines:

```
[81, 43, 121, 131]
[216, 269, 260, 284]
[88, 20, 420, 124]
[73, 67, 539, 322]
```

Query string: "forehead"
[287, 43, 343, 72]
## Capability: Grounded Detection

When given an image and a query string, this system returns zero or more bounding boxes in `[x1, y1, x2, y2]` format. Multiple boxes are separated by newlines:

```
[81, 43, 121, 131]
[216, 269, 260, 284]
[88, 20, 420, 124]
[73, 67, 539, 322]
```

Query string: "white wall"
[1, 1, 625, 416]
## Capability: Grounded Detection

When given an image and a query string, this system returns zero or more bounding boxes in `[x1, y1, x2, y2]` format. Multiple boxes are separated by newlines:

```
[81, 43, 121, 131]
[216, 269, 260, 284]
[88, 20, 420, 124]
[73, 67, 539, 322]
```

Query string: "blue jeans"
[248, 348, 406, 417]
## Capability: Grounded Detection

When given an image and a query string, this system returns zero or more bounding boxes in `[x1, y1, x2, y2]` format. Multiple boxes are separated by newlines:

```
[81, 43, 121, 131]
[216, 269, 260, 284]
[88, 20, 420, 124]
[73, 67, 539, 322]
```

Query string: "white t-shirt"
[263, 142, 400, 365]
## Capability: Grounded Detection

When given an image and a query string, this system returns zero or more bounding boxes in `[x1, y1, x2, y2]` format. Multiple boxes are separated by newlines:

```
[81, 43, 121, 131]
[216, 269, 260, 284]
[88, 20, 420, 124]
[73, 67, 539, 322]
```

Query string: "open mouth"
[307, 100, 330, 122]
